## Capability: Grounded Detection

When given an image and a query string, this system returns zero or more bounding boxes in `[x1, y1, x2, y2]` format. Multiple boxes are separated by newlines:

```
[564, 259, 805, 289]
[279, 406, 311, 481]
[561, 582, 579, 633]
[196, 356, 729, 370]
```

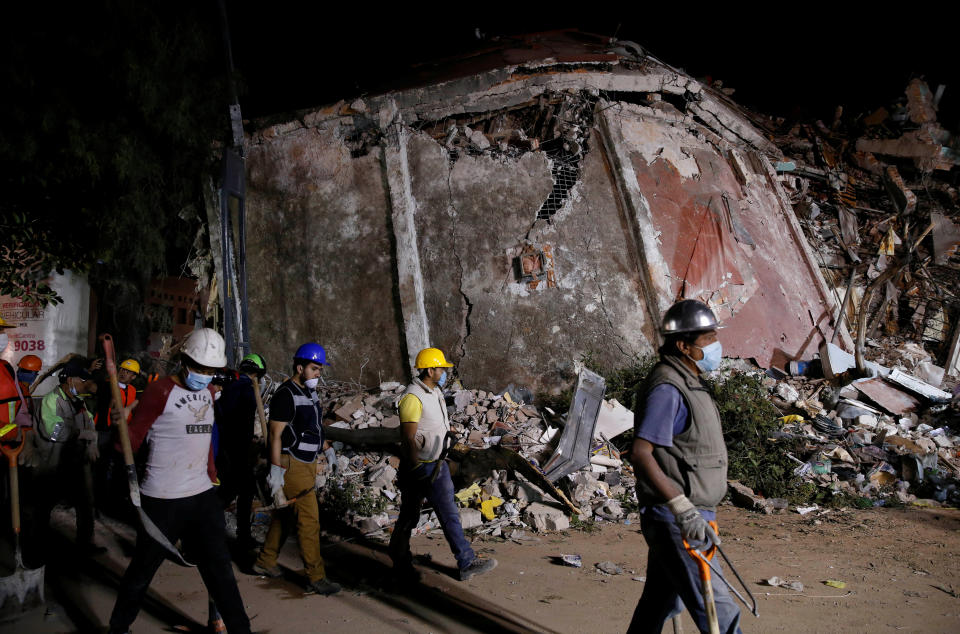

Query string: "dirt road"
[2, 504, 959, 633]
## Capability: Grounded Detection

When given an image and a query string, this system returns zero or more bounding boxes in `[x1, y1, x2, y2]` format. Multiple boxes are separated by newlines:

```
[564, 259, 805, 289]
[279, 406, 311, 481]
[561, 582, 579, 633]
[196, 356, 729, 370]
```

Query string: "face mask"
[69, 383, 79, 397]
[17, 370, 37, 384]
[304, 377, 320, 390]
[184, 370, 213, 391]
[693, 341, 722, 373]
[117, 382, 127, 389]
[214, 390, 222, 401]
[438, 371, 448, 387]
[0, 334, 8, 351]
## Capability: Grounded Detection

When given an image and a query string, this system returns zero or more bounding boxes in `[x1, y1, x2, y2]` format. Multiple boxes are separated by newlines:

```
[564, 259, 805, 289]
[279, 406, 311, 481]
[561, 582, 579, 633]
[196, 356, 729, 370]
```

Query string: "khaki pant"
[255, 455, 326, 581]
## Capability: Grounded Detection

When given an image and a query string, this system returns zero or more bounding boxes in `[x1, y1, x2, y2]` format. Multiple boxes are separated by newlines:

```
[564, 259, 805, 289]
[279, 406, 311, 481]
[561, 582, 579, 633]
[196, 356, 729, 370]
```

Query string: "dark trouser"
[627, 514, 742, 634]
[35, 443, 95, 554]
[109, 488, 251, 633]
[389, 460, 475, 571]
[216, 444, 256, 544]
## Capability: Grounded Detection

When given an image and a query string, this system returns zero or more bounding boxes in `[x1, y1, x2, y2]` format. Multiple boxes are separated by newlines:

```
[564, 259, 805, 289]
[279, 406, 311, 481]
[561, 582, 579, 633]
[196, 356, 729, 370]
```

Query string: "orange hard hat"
[18, 354, 42, 372]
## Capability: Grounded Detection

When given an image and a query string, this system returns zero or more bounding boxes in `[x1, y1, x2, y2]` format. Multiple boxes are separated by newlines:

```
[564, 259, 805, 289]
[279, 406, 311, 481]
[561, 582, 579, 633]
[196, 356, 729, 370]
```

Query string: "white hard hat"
[181, 328, 227, 368]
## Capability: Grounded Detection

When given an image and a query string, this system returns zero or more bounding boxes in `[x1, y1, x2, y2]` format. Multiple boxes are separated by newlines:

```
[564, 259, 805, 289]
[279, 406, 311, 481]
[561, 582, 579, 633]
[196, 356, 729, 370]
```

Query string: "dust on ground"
[2, 504, 959, 633]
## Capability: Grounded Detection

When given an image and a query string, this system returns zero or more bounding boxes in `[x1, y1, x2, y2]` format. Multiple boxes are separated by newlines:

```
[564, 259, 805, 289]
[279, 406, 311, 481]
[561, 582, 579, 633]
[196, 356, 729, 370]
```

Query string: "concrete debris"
[524, 502, 570, 532]
[595, 561, 624, 575]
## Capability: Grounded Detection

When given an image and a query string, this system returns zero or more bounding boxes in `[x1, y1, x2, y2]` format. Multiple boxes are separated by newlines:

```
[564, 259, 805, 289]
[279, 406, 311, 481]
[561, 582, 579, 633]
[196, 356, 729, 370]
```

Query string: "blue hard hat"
[294, 342, 328, 366]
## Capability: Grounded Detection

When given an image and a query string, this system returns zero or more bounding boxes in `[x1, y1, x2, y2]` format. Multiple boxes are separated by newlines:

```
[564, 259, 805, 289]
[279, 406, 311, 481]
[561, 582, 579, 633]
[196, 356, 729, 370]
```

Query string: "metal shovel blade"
[125, 465, 194, 568]
[0, 542, 44, 617]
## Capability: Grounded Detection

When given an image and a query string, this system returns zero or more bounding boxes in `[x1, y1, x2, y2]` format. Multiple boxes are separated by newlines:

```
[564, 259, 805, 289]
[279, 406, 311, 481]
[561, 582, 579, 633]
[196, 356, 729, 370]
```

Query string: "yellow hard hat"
[414, 347, 453, 369]
[0, 316, 15, 329]
[119, 358, 141, 374]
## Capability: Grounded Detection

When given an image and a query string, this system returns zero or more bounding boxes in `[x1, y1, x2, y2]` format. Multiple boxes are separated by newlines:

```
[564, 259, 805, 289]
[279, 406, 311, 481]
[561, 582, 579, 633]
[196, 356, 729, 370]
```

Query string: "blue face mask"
[438, 371, 448, 387]
[184, 370, 213, 391]
[17, 370, 37, 384]
[69, 385, 79, 397]
[693, 341, 722, 373]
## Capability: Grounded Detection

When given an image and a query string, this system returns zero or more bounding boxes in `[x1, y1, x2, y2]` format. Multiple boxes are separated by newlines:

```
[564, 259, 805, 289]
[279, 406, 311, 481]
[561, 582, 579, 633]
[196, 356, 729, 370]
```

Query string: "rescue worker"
[34, 359, 102, 555]
[94, 358, 140, 514]
[108, 328, 251, 634]
[627, 299, 741, 634]
[0, 317, 28, 431]
[215, 352, 266, 550]
[17, 354, 42, 399]
[252, 343, 341, 596]
[389, 347, 497, 582]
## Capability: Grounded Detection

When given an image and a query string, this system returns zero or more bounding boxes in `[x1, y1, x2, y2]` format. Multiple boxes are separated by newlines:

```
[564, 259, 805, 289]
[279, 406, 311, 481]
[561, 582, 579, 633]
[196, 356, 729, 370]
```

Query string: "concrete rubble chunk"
[524, 502, 570, 532]
[459, 508, 483, 530]
[727, 480, 773, 514]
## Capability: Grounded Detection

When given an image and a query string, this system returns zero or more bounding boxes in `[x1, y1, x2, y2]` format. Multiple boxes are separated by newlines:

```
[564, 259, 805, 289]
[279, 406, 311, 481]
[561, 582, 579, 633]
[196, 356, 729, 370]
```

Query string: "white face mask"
[117, 382, 127, 389]
[0, 333, 8, 352]
[304, 377, 320, 390]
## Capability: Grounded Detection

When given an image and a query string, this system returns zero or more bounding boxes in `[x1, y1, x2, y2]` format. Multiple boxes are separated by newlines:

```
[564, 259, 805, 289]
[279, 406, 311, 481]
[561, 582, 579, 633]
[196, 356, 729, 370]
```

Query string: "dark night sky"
[226, 4, 958, 128]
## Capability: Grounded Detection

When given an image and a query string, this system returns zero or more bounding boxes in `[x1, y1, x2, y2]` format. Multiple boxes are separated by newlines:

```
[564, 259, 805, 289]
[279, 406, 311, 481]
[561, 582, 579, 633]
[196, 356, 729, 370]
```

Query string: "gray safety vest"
[635, 356, 728, 510]
[401, 378, 450, 462]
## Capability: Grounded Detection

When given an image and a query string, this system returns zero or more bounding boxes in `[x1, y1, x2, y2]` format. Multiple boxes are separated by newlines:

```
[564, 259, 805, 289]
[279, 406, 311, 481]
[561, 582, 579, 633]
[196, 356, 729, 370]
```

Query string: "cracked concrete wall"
[244, 122, 408, 382]
[602, 102, 838, 367]
[403, 130, 655, 393]
[243, 56, 840, 391]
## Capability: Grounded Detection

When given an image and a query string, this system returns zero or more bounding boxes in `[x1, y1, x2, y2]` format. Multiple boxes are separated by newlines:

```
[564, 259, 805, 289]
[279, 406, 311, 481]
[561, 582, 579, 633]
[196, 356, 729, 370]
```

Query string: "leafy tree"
[0, 1, 229, 345]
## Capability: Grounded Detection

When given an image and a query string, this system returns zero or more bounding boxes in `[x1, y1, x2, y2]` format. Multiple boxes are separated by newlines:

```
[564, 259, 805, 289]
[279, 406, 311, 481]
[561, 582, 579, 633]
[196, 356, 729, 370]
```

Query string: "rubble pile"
[273, 378, 641, 536]
[755, 354, 960, 509]
[758, 78, 960, 373]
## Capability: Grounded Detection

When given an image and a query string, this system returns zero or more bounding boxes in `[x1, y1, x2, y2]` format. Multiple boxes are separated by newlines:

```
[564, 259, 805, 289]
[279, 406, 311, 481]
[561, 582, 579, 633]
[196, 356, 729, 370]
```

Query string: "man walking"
[252, 343, 340, 596]
[215, 352, 266, 550]
[34, 359, 102, 555]
[108, 328, 251, 633]
[389, 347, 496, 582]
[627, 299, 741, 634]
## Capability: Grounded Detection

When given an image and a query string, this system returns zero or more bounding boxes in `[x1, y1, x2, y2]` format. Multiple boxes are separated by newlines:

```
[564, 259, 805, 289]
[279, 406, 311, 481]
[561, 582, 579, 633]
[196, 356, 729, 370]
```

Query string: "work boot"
[305, 577, 341, 596]
[251, 562, 283, 578]
[459, 557, 497, 581]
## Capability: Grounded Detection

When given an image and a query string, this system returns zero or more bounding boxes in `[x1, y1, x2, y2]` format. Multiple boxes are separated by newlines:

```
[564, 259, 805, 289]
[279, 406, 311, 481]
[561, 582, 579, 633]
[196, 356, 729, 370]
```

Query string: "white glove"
[267, 463, 286, 497]
[667, 495, 720, 547]
[324, 447, 337, 475]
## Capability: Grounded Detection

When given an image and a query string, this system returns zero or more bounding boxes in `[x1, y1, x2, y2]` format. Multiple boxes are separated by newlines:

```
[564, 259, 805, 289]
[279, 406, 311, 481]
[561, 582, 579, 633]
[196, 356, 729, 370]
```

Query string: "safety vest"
[634, 356, 729, 510]
[0, 361, 24, 425]
[401, 378, 450, 462]
[276, 380, 324, 463]
[95, 383, 136, 427]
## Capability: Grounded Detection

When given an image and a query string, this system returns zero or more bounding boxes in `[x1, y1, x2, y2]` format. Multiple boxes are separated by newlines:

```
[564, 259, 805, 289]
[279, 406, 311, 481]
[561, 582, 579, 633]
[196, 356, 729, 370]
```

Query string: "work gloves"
[667, 494, 720, 548]
[267, 463, 286, 500]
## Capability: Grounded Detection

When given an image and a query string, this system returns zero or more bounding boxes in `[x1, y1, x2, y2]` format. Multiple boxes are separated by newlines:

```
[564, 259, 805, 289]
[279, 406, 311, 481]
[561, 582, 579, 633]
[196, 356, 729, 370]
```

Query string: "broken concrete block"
[485, 409, 499, 424]
[335, 397, 364, 422]
[593, 499, 624, 521]
[775, 383, 800, 403]
[727, 481, 772, 514]
[524, 502, 570, 532]
[454, 390, 473, 412]
[459, 508, 483, 530]
[381, 415, 401, 429]
[380, 381, 403, 392]
[465, 404, 477, 416]
[856, 414, 878, 429]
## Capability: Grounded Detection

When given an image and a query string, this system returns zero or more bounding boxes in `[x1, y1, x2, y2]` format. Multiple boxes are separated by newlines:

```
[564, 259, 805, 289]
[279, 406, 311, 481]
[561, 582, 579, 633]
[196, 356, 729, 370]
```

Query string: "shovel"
[0, 428, 44, 615]
[99, 334, 194, 567]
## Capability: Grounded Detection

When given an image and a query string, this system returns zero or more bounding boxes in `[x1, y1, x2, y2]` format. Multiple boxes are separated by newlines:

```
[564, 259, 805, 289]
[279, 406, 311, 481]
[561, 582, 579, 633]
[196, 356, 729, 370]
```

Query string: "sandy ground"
[2, 503, 959, 633]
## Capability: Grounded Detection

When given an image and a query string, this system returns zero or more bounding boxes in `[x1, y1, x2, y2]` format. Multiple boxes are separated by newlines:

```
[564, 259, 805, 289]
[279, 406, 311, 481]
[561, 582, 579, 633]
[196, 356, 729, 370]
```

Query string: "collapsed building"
[242, 30, 848, 392]
[224, 31, 960, 537]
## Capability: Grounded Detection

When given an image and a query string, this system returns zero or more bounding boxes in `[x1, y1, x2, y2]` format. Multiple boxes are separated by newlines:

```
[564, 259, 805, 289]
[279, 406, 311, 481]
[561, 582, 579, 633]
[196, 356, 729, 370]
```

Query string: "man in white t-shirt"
[107, 329, 251, 634]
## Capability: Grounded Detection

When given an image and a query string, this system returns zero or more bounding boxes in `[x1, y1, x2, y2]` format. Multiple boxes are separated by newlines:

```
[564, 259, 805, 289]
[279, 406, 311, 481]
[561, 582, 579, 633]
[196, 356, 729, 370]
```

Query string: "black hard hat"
[661, 299, 719, 334]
